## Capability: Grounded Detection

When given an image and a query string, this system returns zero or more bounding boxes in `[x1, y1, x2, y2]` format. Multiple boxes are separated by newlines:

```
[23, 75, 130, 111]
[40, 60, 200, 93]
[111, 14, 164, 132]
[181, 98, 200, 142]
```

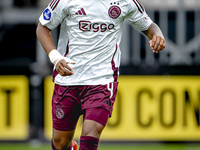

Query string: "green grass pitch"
[0, 143, 200, 150]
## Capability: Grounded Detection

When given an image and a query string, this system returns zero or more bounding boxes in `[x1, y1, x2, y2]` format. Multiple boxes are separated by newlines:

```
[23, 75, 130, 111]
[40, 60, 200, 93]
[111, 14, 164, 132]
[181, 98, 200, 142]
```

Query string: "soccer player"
[36, 0, 166, 149]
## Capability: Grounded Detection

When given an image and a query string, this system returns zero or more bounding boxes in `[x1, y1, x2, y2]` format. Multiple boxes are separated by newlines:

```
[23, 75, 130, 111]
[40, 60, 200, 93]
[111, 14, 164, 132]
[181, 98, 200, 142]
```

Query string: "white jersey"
[39, 0, 153, 86]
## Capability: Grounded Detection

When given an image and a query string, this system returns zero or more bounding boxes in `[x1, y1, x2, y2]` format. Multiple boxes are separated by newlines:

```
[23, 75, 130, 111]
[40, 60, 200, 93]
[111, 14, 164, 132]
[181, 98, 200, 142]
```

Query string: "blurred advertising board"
[44, 75, 200, 141]
[0, 76, 29, 140]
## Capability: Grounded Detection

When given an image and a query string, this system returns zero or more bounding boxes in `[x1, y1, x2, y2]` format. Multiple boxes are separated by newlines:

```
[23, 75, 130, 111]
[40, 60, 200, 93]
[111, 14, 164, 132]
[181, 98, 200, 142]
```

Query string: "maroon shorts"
[52, 82, 118, 131]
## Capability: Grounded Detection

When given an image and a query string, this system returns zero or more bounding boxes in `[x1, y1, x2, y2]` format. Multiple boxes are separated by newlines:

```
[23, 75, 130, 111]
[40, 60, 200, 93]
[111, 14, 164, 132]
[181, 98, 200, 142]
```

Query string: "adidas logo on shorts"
[103, 99, 111, 107]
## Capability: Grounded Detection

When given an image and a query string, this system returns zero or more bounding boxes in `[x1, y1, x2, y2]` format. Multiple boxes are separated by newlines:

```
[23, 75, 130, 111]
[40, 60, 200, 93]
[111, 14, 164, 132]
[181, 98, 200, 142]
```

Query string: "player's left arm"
[142, 23, 166, 53]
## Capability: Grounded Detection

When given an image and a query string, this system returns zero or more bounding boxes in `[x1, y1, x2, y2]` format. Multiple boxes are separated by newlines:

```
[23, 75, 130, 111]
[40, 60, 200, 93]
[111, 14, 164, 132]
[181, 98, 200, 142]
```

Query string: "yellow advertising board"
[0, 76, 29, 140]
[44, 76, 200, 141]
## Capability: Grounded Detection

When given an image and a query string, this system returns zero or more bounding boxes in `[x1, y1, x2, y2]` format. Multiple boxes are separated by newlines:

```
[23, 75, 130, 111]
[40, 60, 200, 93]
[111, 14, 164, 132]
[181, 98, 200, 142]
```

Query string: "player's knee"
[52, 129, 75, 150]
[83, 126, 103, 136]
[92, 123, 104, 135]
[81, 120, 105, 138]
[53, 137, 71, 150]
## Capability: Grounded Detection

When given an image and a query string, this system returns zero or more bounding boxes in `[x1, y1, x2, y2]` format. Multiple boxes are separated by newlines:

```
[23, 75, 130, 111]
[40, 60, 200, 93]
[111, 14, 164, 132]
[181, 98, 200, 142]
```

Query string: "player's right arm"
[36, 22, 56, 56]
[36, 0, 75, 76]
[36, 23, 74, 76]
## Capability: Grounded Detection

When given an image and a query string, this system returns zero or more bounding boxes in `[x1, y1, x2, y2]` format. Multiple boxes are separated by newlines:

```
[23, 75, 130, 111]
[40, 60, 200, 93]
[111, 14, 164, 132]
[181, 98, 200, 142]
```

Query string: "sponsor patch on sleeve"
[43, 8, 52, 21]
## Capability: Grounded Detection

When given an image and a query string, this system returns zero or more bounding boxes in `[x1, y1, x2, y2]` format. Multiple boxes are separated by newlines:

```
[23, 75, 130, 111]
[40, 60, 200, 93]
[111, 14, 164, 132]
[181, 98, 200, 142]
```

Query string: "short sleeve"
[126, 0, 153, 31]
[39, 0, 68, 30]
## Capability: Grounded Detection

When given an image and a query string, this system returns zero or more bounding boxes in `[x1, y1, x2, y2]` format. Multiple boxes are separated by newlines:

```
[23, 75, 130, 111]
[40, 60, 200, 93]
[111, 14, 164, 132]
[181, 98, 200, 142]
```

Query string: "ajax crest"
[56, 107, 65, 119]
[108, 5, 121, 19]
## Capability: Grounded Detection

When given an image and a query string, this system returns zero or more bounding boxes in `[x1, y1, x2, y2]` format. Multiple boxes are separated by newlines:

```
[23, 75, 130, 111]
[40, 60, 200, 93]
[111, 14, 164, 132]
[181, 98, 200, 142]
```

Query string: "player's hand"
[148, 35, 166, 53]
[55, 59, 76, 76]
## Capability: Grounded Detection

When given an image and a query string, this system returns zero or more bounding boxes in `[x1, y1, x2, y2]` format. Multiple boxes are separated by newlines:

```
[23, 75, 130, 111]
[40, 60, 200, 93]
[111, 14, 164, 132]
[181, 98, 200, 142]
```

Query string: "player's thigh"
[82, 82, 119, 118]
[81, 120, 104, 139]
[52, 84, 82, 131]
[81, 107, 110, 138]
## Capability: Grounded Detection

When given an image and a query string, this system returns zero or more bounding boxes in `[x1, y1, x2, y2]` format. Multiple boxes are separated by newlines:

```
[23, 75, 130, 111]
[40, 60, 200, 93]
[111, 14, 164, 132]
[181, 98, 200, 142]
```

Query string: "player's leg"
[79, 82, 118, 150]
[79, 108, 110, 150]
[82, 107, 110, 138]
[51, 84, 82, 150]
[51, 129, 75, 150]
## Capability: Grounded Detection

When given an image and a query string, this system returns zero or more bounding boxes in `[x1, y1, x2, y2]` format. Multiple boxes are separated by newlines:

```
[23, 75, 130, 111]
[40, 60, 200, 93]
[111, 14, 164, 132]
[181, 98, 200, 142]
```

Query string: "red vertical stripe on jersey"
[52, 70, 59, 82]
[81, 8, 86, 15]
[49, 0, 55, 7]
[52, 0, 60, 10]
[53, 41, 69, 82]
[132, 0, 143, 13]
[64, 41, 69, 57]
[49, 0, 60, 10]
[111, 44, 119, 82]
[50, 0, 57, 8]
[136, 0, 144, 12]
